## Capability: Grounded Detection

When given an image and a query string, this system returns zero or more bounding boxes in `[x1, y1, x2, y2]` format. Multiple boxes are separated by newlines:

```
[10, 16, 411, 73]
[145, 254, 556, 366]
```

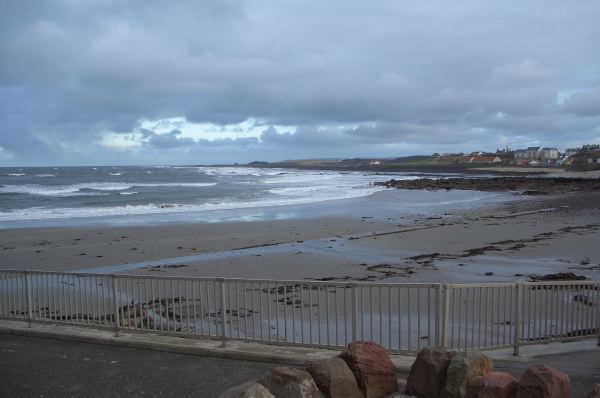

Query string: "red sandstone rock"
[306, 357, 361, 398]
[478, 371, 518, 398]
[515, 363, 571, 398]
[339, 341, 398, 398]
[406, 347, 456, 398]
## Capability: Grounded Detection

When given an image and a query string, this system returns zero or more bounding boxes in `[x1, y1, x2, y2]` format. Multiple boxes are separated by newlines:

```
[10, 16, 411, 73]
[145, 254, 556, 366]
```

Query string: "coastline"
[2, 188, 599, 284]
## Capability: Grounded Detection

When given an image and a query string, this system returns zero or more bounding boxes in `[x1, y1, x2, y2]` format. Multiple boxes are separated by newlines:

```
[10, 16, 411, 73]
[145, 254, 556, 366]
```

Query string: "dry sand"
[1, 191, 599, 284]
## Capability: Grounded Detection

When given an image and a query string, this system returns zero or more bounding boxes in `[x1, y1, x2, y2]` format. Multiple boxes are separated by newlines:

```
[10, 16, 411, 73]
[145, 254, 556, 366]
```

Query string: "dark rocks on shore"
[528, 272, 587, 282]
[375, 177, 600, 194]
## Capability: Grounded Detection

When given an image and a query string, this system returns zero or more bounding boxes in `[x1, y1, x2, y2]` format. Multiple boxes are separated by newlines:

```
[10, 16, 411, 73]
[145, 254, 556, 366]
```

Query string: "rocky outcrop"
[478, 372, 518, 398]
[406, 347, 456, 397]
[375, 177, 600, 195]
[339, 341, 399, 398]
[306, 357, 360, 398]
[515, 364, 571, 398]
[441, 351, 493, 398]
[218, 380, 275, 398]
[259, 366, 320, 398]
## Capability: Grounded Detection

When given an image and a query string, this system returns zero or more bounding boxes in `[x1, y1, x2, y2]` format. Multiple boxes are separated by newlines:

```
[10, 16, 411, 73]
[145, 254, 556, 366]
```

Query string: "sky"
[1, 0, 599, 166]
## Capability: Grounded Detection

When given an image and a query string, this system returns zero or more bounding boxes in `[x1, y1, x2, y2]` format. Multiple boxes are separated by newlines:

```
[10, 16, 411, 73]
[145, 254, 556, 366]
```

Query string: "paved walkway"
[0, 334, 274, 398]
[1, 320, 599, 396]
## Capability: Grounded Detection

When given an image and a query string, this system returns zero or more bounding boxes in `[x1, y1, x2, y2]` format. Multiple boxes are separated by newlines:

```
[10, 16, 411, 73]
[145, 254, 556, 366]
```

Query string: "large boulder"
[259, 366, 320, 398]
[406, 347, 456, 397]
[585, 383, 600, 398]
[440, 351, 493, 398]
[306, 357, 361, 398]
[218, 380, 275, 398]
[515, 364, 571, 398]
[339, 341, 398, 398]
[478, 372, 518, 398]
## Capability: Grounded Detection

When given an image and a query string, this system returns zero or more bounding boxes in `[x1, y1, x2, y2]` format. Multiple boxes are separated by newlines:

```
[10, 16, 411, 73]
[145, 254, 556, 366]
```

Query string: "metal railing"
[1, 270, 598, 354]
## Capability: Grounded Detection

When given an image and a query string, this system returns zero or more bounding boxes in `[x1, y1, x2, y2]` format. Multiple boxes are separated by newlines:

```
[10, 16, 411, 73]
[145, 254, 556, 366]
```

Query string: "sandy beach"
[2, 188, 599, 284]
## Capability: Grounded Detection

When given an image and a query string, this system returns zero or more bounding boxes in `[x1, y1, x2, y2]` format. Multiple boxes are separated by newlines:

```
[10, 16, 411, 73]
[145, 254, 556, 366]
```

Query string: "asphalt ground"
[1, 334, 599, 397]
[0, 334, 274, 398]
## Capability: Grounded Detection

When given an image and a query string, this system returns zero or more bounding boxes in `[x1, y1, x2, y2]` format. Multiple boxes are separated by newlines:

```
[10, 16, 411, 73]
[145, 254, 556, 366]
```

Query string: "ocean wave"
[198, 166, 286, 177]
[0, 184, 110, 197]
[5, 173, 26, 177]
[0, 185, 382, 222]
[35, 174, 56, 178]
[267, 186, 330, 195]
[0, 182, 217, 197]
[262, 172, 337, 184]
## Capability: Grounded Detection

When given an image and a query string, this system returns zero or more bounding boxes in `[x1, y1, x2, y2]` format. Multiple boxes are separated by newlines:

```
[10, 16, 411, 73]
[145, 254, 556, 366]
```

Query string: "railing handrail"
[0, 269, 442, 288]
[2, 269, 599, 287]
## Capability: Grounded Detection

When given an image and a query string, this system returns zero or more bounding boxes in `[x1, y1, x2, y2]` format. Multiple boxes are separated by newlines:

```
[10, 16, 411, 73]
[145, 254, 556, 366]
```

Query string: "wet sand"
[2, 189, 599, 284]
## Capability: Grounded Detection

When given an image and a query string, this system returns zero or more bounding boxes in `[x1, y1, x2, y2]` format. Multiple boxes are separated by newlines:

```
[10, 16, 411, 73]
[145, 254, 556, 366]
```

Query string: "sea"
[0, 166, 506, 228]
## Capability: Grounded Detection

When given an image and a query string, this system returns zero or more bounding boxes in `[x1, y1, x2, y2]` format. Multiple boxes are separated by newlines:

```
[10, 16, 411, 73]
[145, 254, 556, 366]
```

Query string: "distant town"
[424, 143, 600, 170]
[246, 144, 600, 172]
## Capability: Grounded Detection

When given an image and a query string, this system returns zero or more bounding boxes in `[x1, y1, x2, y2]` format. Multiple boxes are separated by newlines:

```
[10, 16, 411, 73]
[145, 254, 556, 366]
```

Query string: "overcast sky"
[1, 1, 599, 166]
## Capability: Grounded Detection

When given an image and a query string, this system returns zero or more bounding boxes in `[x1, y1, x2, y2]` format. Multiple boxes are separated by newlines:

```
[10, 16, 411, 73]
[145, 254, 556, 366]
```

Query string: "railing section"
[521, 281, 600, 344]
[1, 270, 598, 353]
[443, 281, 600, 352]
[0, 271, 438, 353]
[443, 283, 517, 350]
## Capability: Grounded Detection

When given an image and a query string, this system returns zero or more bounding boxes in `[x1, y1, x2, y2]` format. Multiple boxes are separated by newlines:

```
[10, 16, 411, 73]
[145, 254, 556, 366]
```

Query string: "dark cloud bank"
[1, 0, 599, 165]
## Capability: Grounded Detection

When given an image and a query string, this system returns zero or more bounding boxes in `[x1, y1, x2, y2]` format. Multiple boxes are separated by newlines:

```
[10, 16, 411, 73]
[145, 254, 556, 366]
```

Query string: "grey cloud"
[145, 130, 194, 148]
[141, 128, 259, 149]
[1, 0, 599, 165]
[561, 89, 600, 117]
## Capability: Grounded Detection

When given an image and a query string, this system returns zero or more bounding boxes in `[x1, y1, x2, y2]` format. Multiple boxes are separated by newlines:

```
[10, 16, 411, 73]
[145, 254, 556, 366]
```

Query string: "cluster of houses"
[430, 144, 600, 170]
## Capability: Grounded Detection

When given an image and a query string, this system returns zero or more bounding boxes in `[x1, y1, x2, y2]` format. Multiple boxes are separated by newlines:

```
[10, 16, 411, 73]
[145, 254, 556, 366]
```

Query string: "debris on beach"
[528, 272, 587, 282]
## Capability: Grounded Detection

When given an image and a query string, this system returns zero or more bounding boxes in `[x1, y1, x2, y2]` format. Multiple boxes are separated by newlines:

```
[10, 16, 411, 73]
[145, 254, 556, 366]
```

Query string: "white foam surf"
[0, 182, 217, 197]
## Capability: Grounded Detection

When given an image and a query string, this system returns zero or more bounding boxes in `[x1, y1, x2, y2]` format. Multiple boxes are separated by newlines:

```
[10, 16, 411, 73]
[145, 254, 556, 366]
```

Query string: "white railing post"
[218, 278, 227, 347]
[351, 283, 358, 343]
[513, 283, 524, 356]
[435, 284, 442, 347]
[597, 282, 600, 346]
[25, 272, 33, 328]
[442, 284, 450, 348]
[112, 275, 120, 337]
